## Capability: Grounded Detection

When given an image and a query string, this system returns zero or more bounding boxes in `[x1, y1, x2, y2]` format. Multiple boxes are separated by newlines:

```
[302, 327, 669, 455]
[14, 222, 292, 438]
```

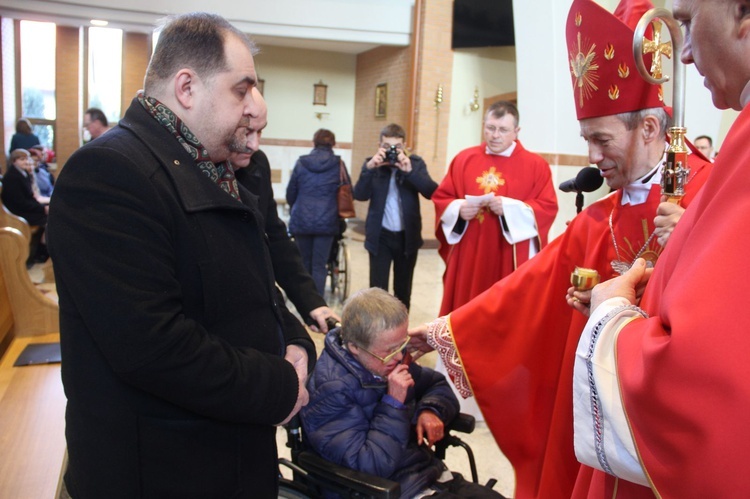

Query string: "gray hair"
[341, 288, 408, 349]
[614, 107, 671, 138]
[144, 12, 257, 95]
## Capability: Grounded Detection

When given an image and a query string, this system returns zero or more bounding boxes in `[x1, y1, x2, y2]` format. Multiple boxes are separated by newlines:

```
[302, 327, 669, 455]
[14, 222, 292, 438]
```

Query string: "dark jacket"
[353, 155, 437, 256]
[235, 150, 326, 320]
[9, 132, 41, 155]
[0, 164, 47, 226]
[301, 330, 458, 498]
[286, 146, 341, 236]
[47, 98, 316, 499]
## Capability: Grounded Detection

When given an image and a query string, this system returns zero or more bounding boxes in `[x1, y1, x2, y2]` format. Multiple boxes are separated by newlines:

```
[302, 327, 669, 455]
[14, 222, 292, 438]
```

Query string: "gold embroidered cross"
[642, 19, 672, 80]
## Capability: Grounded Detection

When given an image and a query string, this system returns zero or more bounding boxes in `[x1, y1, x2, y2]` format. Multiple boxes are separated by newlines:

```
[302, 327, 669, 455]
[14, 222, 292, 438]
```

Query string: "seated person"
[301, 287, 504, 498]
[30, 145, 54, 197]
[2, 148, 49, 263]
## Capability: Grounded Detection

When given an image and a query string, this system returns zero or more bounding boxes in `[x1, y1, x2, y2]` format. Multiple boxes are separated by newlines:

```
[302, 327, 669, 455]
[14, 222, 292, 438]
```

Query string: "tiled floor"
[277, 224, 516, 497]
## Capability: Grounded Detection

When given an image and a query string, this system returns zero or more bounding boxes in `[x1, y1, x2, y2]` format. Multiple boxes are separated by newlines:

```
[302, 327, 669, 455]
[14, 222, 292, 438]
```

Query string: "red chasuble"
[576, 107, 750, 497]
[446, 155, 711, 499]
[433, 142, 558, 315]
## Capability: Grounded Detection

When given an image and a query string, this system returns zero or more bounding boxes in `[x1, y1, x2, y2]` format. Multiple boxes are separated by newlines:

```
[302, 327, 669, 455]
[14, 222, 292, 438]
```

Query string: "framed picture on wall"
[375, 83, 387, 118]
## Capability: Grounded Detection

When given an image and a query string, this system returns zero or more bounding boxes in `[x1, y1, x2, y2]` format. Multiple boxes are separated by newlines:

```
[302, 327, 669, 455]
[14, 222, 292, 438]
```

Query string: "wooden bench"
[0, 181, 54, 283]
[0, 226, 66, 498]
[0, 227, 58, 335]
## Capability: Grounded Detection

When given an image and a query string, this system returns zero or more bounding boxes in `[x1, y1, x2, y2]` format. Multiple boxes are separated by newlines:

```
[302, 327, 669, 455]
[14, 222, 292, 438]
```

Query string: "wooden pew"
[0, 230, 66, 498]
[0, 181, 52, 281]
[0, 227, 58, 336]
[0, 199, 55, 284]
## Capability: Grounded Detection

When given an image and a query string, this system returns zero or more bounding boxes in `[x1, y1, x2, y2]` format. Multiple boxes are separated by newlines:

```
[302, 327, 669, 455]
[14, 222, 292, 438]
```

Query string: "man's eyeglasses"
[484, 125, 516, 136]
[358, 336, 410, 364]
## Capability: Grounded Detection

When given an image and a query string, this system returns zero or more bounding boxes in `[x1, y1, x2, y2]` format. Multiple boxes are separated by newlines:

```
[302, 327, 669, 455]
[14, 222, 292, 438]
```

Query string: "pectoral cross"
[642, 19, 672, 80]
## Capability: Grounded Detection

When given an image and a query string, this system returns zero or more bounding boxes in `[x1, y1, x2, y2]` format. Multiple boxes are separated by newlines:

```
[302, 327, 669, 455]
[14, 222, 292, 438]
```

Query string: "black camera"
[384, 145, 400, 165]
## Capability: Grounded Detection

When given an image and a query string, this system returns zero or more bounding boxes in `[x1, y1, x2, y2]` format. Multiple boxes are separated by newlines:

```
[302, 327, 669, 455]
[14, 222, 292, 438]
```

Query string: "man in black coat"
[47, 13, 313, 498]
[353, 123, 438, 309]
[231, 89, 340, 331]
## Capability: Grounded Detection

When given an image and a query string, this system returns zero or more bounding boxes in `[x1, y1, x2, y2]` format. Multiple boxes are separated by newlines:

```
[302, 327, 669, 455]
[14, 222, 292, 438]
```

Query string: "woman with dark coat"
[9, 118, 41, 155]
[286, 129, 347, 295]
[1, 148, 49, 264]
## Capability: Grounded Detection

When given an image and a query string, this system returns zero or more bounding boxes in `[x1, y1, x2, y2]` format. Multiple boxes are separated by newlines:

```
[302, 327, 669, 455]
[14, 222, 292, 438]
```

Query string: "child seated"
[301, 287, 504, 498]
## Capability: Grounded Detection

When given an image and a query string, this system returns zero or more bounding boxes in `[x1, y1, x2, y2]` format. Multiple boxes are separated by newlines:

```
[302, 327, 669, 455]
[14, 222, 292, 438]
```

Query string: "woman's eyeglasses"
[357, 336, 410, 364]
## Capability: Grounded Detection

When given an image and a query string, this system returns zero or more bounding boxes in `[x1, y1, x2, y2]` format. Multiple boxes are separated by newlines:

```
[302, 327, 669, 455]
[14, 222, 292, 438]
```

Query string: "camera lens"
[385, 145, 399, 165]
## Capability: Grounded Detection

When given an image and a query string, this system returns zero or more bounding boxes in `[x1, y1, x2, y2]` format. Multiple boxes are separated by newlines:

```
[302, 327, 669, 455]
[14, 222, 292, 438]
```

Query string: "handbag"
[337, 160, 356, 219]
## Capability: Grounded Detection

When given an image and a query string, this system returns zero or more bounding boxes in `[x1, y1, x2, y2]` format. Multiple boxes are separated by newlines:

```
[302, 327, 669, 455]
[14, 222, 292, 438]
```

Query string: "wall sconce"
[313, 80, 328, 106]
[314, 112, 330, 121]
[469, 86, 480, 112]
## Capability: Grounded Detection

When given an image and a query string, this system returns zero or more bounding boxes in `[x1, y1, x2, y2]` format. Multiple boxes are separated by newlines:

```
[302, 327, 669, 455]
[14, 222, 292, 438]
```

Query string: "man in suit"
[48, 13, 313, 498]
[353, 123, 438, 310]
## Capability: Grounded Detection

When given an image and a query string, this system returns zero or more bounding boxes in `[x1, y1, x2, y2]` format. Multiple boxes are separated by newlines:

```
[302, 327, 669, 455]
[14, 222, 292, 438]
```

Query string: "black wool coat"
[47, 98, 315, 499]
[234, 150, 325, 320]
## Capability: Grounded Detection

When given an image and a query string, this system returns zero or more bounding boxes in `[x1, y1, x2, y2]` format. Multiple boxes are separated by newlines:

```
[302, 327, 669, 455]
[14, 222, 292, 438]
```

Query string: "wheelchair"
[277, 413, 496, 498]
[325, 219, 350, 307]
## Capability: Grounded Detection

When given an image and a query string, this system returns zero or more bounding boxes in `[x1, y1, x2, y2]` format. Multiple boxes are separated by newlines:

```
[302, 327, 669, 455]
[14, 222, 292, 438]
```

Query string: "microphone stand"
[575, 190, 584, 214]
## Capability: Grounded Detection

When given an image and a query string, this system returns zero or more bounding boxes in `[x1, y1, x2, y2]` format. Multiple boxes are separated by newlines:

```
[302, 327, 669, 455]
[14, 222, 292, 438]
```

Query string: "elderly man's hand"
[416, 411, 445, 446]
[308, 306, 341, 333]
[278, 345, 309, 426]
[590, 259, 653, 313]
[407, 323, 433, 360]
[565, 286, 592, 317]
[654, 199, 685, 247]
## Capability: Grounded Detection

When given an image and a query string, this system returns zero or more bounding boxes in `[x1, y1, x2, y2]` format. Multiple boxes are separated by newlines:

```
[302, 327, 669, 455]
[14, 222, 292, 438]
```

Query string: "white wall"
[252, 44, 356, 203]
[254, 45, 356, 143]
[446, 47, 517, 173]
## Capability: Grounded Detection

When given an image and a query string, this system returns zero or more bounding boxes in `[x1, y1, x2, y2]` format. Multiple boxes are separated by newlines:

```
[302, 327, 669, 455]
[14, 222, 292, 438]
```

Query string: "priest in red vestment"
[433, 101, 558, 317]
[409, 0, 713, 497]
[574, 0, 750, 495]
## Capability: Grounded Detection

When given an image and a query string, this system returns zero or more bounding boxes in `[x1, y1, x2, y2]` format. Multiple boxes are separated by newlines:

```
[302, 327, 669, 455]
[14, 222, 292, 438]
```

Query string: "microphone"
[558, 167, 604, 193]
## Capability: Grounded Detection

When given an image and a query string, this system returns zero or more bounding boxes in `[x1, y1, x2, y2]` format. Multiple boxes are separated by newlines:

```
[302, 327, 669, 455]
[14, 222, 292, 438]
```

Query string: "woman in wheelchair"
[300, 288, 504, 498]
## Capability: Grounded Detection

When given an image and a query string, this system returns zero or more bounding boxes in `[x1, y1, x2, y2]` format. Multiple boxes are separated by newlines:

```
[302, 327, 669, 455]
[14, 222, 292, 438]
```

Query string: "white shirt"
[381, 168, 403, 232]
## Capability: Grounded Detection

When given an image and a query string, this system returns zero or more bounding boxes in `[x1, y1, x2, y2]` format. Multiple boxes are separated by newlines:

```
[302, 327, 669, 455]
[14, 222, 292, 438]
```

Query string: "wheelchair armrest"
[447, 412, 475, 434]
[297, 450, 401, 499]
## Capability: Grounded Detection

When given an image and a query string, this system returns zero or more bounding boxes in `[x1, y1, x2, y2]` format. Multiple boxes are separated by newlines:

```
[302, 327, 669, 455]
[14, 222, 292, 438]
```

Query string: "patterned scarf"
[138, 93, 241, 201]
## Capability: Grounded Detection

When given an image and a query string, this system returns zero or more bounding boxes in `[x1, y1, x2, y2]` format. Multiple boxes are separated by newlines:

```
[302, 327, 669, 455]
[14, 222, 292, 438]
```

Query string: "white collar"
[620, 151, 665, 206]
[741, 80, 750, 109]
[485, 141, 516, 157]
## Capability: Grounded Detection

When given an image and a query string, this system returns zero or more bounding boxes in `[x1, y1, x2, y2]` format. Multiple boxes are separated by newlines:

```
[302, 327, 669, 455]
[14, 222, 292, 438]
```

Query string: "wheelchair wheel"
[335, 239, 350, 303]
[326, 238, 350, 307]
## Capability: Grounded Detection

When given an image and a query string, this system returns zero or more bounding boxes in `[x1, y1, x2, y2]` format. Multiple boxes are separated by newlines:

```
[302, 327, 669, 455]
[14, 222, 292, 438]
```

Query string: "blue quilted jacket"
[300, 330, 459, 497]
[286, 146, 341, 236]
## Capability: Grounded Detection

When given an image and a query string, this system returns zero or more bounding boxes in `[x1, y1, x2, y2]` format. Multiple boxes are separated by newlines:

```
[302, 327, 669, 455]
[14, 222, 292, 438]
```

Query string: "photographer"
[353, 123, 437, 310]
